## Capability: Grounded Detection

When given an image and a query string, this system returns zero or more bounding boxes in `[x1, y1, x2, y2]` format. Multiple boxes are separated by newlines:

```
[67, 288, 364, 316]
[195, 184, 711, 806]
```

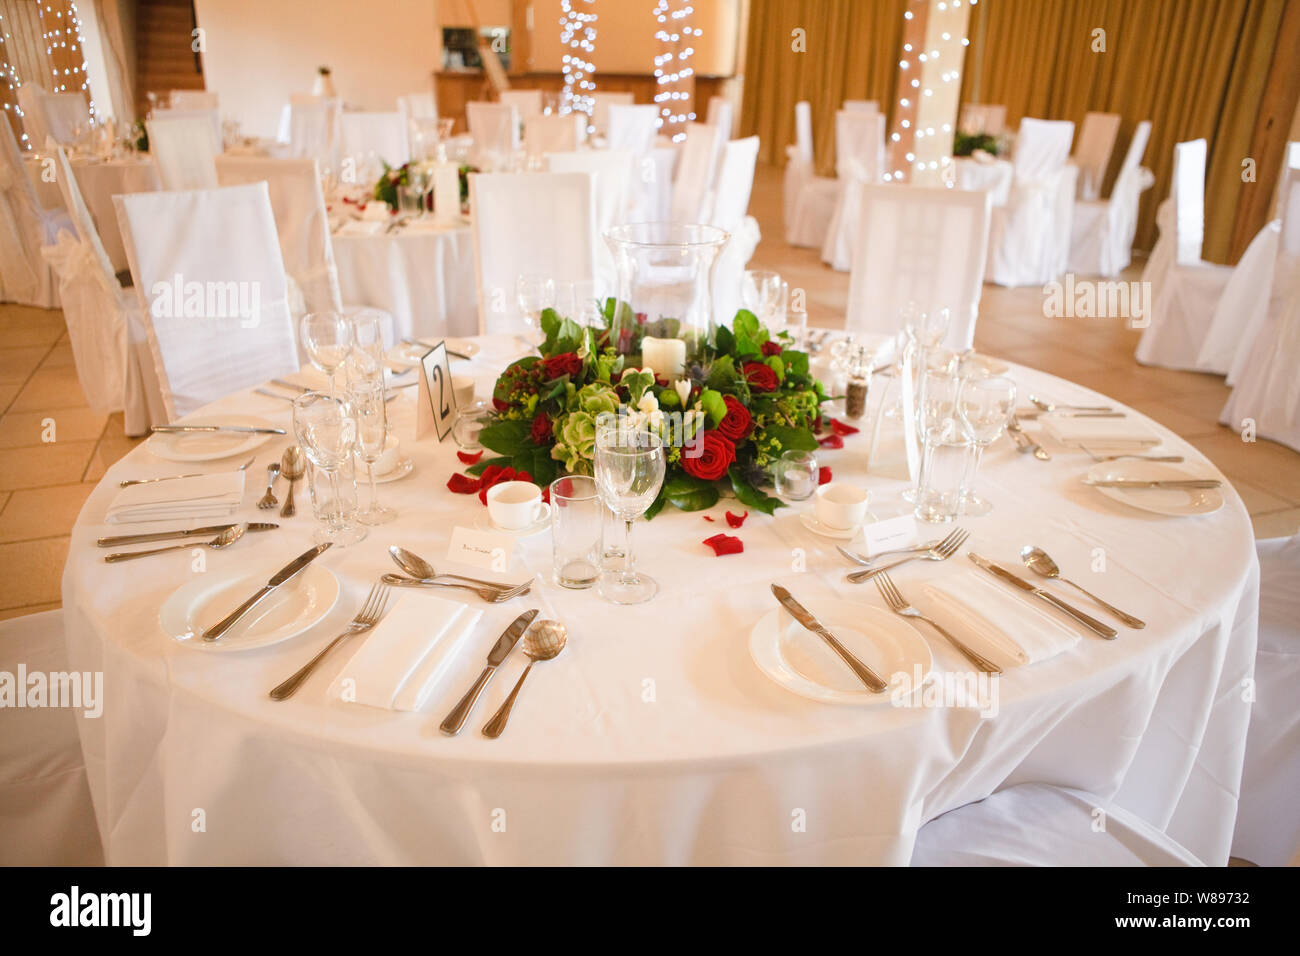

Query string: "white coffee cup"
[452, 375, 475, 407]
[813, 483, 870, 531]
[372, 435, 400, 476]
[486, 480, 551, 530]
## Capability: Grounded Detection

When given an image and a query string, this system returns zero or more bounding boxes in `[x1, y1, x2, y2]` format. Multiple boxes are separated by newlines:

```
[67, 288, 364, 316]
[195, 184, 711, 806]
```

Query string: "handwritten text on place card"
[447, 526, 515, 572]
[862, 514, 919, 556]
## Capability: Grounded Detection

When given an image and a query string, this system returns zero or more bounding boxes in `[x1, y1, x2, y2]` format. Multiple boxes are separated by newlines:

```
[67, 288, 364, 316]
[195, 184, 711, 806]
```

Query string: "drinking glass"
[349, 380, 396, 525]
[300, 312, 353, 395]
[516, 273, 555, 335]
[957, 375, 1017, 516]
[594, 425, 666, 604]
[741, 270, 788, 329]
[397, 184, 424, 217]
[550, 476, 603, 589]
[349, 310, 387, 381]
[914, 423, 973, 524]
[293, 391, 367, 546]
[774, 449, 819, 501]
[452, 399, 493, 450]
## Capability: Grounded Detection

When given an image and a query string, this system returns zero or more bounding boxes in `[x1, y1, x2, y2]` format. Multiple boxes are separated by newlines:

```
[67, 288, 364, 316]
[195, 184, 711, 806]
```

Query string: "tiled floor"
[1, 163, 1297, 619]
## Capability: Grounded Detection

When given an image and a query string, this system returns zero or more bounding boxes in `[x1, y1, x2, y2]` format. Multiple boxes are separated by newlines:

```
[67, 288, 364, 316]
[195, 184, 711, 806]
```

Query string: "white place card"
[447, 526, 515, 572]
[416, 341, 457, 441]
[861, 514, 919, 556]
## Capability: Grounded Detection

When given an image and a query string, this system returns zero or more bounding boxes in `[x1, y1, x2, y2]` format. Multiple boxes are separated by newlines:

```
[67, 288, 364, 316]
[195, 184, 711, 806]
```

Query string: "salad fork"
[846, 528, 969, 583]
[269, 582, 392, 700]
[837, 541, 943, 567]
[873, 571, 1001, 673]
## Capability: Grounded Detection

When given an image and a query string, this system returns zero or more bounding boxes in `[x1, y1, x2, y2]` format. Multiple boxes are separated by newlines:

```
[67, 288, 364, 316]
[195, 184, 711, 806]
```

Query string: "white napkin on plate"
[1039, 414, 1160, 448]
[923, 567, 1080, 668]
[105, 472, 245, 524]
[328, 593, 483, 711]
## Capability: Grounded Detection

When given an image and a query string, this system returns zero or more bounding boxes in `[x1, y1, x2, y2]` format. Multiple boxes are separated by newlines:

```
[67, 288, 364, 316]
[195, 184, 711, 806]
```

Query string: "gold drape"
[0, 0, 92, 146]
[962, 0, 1287, 261]
[739, 0, 907, 172]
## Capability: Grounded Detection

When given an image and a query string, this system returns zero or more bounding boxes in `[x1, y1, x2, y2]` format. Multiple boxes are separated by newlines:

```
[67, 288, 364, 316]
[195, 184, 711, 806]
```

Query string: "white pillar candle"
[433, 164, 460, 222]
[640, 336, 687, 379]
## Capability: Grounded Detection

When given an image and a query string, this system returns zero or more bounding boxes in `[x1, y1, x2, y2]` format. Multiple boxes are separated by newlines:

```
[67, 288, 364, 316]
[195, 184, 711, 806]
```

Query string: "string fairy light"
[559, 0, 597, 132]
[37, 0, 96, 119]
[652, 0, 698, 142]
[0, 10, 29, 147]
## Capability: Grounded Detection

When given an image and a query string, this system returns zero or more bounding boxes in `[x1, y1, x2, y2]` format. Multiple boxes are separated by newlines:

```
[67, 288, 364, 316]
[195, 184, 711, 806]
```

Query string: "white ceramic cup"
[372, 435, 400, 475]
[486, 480, 551, 530]
[452, 375, 475, 407]
[813, 483, 870, 530]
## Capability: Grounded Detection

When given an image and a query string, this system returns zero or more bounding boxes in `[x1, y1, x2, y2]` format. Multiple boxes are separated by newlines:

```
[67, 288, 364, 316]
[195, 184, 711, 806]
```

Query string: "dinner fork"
[838, 541, 942, 567]
[846, 528, 969, 583]
[256, 463, 280, 509]
[1080, 445, 1184, 463]
[874, 571, 1002, 674]
[379, 573, 532, 602]
[269, 582, 392, 701]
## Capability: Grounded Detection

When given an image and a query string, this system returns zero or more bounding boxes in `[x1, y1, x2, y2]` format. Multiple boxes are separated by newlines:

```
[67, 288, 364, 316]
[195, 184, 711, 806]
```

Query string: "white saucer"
[372, 458, 415, 484]
[1084, 460, 1224, 517]
[474, 510, 549, 537]
[798, 511, 874, 540]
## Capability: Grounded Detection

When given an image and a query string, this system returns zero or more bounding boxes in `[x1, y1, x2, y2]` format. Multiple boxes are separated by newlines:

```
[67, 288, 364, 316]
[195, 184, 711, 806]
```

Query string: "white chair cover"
[150, 106, 222, 145]
[1072, 111, 1121, 201]
[0, 610, 103, 865]
[591, 91, 633, 138]
[606, 104, 659, 156]
[114, 183, 299, 420]
[1068, 120, 1154, 277]
[846, 184, 991, 352]
[911, 784, 1204, 866]
[469, 172, 597, 334]
[398, 91, 438, 122]
[18, 85, 89, 146]
[170, 90, 218, 111]
[285, 98, 341, 174]
[709, 136, 761, 326]
[986, 118, 1077, 287]
[670, 122, 725, 223]
[499, 90, 543, 121]
[547, 149, 634, 296]
[958, 103, 1007, 136]
[1231, 534, 1300, 867]
[843, 99, 879, 114]
[0, 118, 69, 307]
[339, 111, 409, 169]
[525, 113, 582, 161]
[1196, 221, 1279, 375]
[466, 102, 519, 169]
[1136, 140, 1233, 370]
[1274, 141, 1300, 221]
[705, 96, 734, 139]
[785, 100, 837, 248]
[146, 114, 220, 190]
[821, 110, 886, 271]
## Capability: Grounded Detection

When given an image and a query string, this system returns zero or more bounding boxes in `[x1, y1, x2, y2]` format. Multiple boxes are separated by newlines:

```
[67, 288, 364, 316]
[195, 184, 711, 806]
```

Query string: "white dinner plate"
[749, 598, 933, 705]
[160, 562, 340, 652]
[146, 415, 281, 463]
[1084, 460, 1224, 517]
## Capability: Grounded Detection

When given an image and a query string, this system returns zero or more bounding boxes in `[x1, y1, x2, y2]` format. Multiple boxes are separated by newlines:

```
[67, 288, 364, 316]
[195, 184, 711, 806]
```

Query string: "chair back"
[591, 92, 634, 138]
[339, 111, 410, 169]
[146, 114, 220, 190]
[1073, 111, 1121, 200]
[525, 114, 582, 161]
[671, 122, 725, 223]
[1013, 118, 1075, 184]
[466, 102, 519, 166]
[1171, 138, 1209, 266]
[499, 90, 543, 120]
[606, 104, 659, 155]
[706, 96, 734, 139]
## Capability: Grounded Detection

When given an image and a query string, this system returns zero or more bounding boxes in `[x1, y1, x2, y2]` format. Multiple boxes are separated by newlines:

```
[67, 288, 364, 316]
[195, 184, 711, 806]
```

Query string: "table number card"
[447, 526, 515, 572]
[416, 341, 457, 441]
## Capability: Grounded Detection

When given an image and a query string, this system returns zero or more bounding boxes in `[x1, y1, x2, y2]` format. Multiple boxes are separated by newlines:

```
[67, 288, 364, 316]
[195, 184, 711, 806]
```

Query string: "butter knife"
[202, 543, 332, 642]
[1084, 478, 1221, 489]
[152, 424, 287, 435]
[771, 585, 887, 692]
[97, 522, 278, 547]
[440, 609, 539, 735]
[967, 553, 1117, 639]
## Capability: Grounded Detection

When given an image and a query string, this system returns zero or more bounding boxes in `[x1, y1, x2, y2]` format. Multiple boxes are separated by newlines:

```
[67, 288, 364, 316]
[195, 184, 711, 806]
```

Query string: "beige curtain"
[0, 0, 94, 144]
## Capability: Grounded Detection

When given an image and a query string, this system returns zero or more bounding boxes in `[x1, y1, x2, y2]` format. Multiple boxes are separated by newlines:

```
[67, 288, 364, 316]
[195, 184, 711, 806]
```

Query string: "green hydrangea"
[551, 411, 598, 475]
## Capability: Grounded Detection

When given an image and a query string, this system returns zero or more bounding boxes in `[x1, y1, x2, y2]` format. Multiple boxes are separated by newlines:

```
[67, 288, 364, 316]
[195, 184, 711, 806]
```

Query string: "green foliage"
[698, 388, 727, 426]
[661, 473, 721, 512]
[728, 467, 782, 515]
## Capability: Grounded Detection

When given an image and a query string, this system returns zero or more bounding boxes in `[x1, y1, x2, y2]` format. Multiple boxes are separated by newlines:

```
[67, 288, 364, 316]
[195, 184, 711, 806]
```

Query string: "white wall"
[194, 0, 440, 138]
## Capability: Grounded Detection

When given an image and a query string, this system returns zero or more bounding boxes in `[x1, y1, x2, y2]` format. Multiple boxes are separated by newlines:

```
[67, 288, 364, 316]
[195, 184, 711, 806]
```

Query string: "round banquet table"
[61, 336, 1258, 865]
[953, 155, 1013, 207]
[330, 220, 478, 341]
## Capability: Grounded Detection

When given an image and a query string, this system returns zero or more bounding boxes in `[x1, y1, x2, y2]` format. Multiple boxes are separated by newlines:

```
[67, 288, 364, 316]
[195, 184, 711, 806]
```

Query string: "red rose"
[716, 395, 753, 442]
[530, 414, 552, 444]
[681, 430, 735, 482]
[703, 533, 744, 556]
[761, 340, 783, 357]
[492, 396, 510, 412]
[743, 361, 779, 392]
[477, 465, 517, 504]
[447, 473, 482, 494]
[541, 352, 582, 379]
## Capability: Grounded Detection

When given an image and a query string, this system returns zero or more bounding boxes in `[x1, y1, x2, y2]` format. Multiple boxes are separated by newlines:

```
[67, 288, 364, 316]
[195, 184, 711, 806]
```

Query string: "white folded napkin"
[105, 472, 245, 524]
[328, 593, 483, 711]
[922, 567, 1080, 668]
[361, 202, 392, 222]
[1039, 414, 1160, 449]
[336, 219, 387, 236]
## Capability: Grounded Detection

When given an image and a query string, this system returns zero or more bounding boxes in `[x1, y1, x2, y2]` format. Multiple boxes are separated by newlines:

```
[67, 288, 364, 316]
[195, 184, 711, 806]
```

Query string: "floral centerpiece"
[373, 161, 476, 213]
[452, 303, 831, 518]
[953, 131, 1000, 157]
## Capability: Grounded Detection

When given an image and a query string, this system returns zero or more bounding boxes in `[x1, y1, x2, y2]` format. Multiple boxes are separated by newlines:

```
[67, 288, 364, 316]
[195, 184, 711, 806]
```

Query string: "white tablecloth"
[26, 155, 160, 273]
[62, 337, 1258, 865]
[331, 221, 478, 340]
[954, 155, 1013, 207]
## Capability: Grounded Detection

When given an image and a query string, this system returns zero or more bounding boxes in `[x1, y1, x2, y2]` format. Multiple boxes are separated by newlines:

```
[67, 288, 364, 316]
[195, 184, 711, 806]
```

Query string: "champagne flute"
[349, 310, 387, 382]
[517, 273, 555, 332]
[957, 375, 1017, 516]
[349, 379, 396, 525]
[300, 312, 353, 395]
[594, 421, 666, 605]
[292, 391, 366, 546]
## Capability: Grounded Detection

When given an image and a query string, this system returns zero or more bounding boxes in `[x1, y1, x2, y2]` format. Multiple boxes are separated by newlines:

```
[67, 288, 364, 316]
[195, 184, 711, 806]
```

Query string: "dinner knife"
[201, 543, 332, 642]
[771, 585, 888, 692]
[440, 609, 539, 735]
[97, 522, 278, 547]
[1083, 478, 1221, 489]
[152, 424, 287, 436]
[967, 553, 1118, 639]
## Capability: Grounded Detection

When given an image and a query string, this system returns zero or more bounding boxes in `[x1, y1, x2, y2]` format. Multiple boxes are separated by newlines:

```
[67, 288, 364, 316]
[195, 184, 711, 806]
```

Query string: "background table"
[954, 155, 1013, 206]
[62, 337, 1257, 864]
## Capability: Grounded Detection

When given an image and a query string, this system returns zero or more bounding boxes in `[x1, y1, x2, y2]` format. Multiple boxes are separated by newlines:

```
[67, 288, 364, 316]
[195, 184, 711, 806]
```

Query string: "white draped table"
[954, 155, 1013, 206]
[62, 337, 1257, 865]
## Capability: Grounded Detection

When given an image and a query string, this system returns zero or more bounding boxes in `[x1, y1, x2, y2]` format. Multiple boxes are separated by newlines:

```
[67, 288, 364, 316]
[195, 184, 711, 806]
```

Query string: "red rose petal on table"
[703, 533, 744, 556]
[446, 473, 481, 494]
[703, 515, 715, 522]
[819, 466, 833, 485]
[818, 434, 844, 449]
[541, 486, 551, 505]
[830, 418, 861, 436]
[725, 510, 748, 528]
[457, 450, 484, 465]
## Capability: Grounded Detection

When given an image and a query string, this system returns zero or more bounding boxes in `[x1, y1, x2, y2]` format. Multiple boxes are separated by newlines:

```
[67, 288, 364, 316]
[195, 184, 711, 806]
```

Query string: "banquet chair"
[843, 99, 879, 114]
[398, 91, 438, 123]
[784, 100, 837, 248]
[671, 122, 726, 223]
[499, 89, 543, 121]
[470, 172, 596, 334]
[0, 610, 104, 866]
[958, 103, 1007, 136]
[17, 85, 89, 147]
[146, 114, 220, 191]
[911, 784, 1203, 866]
[0, 118, 71, 308]
[1071, 111, 1121, 201]
[709, 136, 762, 327]
[466, 102, 519, 170]
[1135, 139, 1235, 370]
[151, 106, 223, 145]
[705, 96, 735, 139]
[821, 109, 887, 271]
[1068, 120, 1154, 278]
[525, 113, 582, 163]
[115, 183, 300, 420]
[170, 90, 218, 111]
[398, 91, 439, 159]
[846, 184, 992, 352]
[1231, 534, 1300, 866]
[606, 103, 659, 156]
[985, 118, 1077, 287]
[284, 97, 342, 176]
[591, 91, 634, 138]
[547, 149, 634, 293]
[339, 112, 410, 171]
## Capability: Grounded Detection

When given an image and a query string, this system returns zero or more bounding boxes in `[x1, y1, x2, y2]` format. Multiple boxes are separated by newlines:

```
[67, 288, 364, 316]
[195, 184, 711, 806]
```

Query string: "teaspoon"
[481, 620, 567, 738]
[105, 523, 247, 562]
[1020, 545, 1146, 629]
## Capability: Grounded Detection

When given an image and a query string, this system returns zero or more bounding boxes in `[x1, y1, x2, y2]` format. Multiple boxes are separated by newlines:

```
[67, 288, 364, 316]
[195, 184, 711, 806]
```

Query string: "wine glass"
[292, 391, 366, 546]
[300, 312, 353, 395]
[349, 310, 386, 381]
[742, 270, 788, 330]
[516, 273, 555, 339]
[956, 375, 1017, 516]
[349, 379, 396, 525]
[594, 422, 666, 605]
